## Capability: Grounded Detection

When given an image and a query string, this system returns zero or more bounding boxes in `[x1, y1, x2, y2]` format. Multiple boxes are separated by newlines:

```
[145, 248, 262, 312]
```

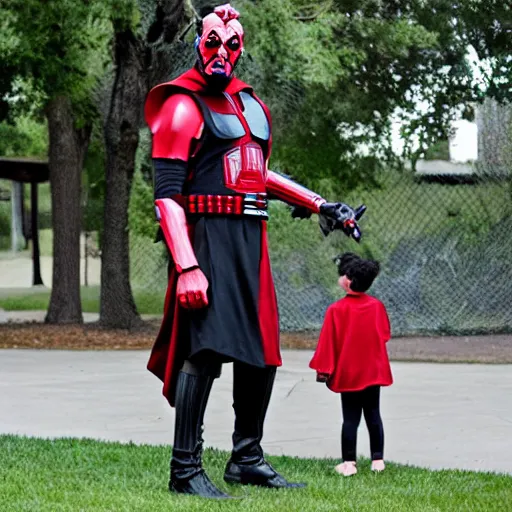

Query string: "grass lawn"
[1, 436, 511, 512]
[0, 286, 164, 316]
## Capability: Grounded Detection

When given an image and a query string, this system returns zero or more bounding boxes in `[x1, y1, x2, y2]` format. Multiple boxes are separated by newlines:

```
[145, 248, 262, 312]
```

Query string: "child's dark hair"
[333, 252, 359, 277]
[333, 252, 381, 293]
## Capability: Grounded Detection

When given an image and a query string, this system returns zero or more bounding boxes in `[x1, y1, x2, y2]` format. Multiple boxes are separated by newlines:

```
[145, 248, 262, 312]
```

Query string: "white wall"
[449, 120, 478, 163]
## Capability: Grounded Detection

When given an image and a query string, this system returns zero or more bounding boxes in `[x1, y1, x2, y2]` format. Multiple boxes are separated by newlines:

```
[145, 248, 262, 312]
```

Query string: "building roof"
[0, 157, 49, 183]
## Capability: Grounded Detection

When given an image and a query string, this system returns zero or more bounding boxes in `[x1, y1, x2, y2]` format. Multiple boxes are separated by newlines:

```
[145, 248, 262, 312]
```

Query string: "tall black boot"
[169, 370, 231, 498]
[223, 364, 306, 489]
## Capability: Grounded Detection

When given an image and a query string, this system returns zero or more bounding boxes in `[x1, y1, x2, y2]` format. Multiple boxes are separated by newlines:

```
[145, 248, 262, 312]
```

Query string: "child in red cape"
[309, 253, 393, 476]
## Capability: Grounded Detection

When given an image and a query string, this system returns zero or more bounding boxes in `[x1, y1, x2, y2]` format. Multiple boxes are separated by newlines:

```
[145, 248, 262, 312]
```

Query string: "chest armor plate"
[198, 92, 270, 193]
[223, 142, 266, 193]
[199, 92, 270, 142]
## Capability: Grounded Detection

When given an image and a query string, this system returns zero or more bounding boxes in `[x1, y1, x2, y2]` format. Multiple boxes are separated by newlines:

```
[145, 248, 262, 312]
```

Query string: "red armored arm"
[266, 171, 326, 213]
[145, 91, 209, 308]
[266, 171, 365, 241]
[154, 198, 198, 273]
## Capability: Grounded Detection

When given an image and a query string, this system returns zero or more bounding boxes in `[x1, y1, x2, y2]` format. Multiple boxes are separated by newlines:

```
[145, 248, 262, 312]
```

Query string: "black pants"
[341, 386, 384, 461]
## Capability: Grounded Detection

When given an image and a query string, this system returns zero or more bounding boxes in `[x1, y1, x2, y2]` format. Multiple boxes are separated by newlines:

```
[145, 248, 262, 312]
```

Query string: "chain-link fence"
[128, 37, 512, 337]
[129, 167, 512, 336]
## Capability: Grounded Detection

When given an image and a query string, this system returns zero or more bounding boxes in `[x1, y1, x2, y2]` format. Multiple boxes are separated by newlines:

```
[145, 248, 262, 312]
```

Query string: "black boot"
[169, 370, 231, 498]
[224, 364, 306, 489]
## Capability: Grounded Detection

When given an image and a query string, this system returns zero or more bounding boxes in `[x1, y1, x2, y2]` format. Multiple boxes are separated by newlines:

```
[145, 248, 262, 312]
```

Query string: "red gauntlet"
[155, 198, 209, 308]
[176, 268, 209, 309]
[266, 171, 326, 213]
[155, 198, 198, 273]
[265, 171, 365, 241]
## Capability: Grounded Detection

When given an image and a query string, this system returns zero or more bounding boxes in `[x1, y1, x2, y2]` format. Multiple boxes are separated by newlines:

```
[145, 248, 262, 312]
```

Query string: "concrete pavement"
[1, 349, 511, 474]
[0, 242, 100, 288]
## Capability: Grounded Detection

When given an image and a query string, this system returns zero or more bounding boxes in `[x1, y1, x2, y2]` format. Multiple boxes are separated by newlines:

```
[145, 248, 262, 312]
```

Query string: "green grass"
[0, 286, 165, 316]
[38, 228, 53, 256]
[1, 435, 510, 512]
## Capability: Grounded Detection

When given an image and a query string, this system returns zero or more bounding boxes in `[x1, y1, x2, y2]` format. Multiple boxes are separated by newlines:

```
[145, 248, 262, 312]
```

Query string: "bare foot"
[335, 461, 357, 476]
[371, 460, 385, 472]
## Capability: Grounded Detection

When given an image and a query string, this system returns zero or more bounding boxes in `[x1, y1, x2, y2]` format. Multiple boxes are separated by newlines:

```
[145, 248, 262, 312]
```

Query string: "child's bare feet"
[335, 461, 357, 476]
[371, 459, 385, 472]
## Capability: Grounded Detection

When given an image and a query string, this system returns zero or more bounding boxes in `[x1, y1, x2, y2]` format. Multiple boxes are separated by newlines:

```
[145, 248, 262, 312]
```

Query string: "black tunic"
[154, 89, 271, 368]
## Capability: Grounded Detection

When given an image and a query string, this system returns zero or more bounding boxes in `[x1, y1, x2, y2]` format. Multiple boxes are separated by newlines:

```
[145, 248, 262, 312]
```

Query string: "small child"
[309, 253, 393, 476]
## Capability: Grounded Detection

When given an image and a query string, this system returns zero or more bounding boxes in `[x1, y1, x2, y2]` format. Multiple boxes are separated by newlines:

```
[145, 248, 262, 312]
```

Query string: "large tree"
[99, 0, 510, 326]
[1, 0, 110, 323]
[99, 0, 188, 328]
[240, 0, 512, 191]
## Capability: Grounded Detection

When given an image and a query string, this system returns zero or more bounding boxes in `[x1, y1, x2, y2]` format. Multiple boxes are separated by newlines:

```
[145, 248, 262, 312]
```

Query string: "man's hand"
[177, 268, 209, 309]
[319, 202, 366, 241]
[316, 372, 330, 383]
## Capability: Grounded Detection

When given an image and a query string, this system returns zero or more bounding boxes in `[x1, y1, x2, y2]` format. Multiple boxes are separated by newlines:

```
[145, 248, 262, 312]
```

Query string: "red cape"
[309, 294, 393, 393]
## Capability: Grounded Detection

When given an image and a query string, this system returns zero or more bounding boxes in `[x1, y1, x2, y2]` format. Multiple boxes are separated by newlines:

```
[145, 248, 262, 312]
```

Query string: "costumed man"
[144, 4, 365, 499]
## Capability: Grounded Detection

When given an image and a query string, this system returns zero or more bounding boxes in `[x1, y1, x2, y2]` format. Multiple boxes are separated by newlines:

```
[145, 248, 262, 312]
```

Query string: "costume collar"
[170, 66, 252, 95]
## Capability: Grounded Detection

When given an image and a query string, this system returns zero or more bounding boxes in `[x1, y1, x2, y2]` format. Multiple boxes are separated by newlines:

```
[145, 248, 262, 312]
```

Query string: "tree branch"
[294, 0, 332, 22]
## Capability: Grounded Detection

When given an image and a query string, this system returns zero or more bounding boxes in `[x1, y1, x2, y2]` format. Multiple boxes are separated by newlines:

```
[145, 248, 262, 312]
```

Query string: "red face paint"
[197, 4, 244, 79]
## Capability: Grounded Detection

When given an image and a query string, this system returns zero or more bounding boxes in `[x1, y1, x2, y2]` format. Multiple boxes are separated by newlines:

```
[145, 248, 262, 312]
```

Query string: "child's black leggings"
[341, 385, 384, 461]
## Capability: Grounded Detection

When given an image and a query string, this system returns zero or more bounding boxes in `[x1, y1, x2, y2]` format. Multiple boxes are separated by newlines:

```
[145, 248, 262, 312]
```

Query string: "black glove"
[290, 205, 312, 219]
[319, 202, 366, 241]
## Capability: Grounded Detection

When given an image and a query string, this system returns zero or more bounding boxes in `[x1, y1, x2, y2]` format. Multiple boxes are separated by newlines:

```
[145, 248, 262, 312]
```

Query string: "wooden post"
[31, 181, 44, 286]
[84, 231, 88, 287]
[10, 181, 17, 254]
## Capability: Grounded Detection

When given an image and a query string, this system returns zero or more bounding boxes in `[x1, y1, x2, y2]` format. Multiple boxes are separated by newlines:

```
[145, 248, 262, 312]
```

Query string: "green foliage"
[129, 129, 156, 240]
[0, 198, 11, 250]
[107, 0, 140, 32]
[0, 286, 165, 315]
[83, 128, 107, 235]
[238, 0, 512, 191]
[1, 0, 111, 120]
[0, 115, 47, 158]
[424, 140, 450, 161]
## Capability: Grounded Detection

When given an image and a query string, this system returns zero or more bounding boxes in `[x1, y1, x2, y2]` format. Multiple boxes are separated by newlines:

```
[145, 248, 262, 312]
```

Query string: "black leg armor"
[224, 363, 306, 489]
[169, 363, 231, 499]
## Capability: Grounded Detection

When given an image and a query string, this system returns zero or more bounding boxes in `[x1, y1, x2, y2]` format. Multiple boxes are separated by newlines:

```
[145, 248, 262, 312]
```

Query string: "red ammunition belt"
[185, 193, 268, 218]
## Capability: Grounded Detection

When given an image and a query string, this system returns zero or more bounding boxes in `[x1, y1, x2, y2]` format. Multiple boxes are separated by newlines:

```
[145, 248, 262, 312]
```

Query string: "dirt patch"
[0, 322, 158, 350]
[0, 323, 511, 363]
[386, 334, 512, 363]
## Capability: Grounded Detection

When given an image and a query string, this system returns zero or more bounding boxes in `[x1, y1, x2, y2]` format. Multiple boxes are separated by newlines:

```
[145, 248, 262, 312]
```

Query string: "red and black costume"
[144, 4, 363, 499]
[310, 254, 391, 464]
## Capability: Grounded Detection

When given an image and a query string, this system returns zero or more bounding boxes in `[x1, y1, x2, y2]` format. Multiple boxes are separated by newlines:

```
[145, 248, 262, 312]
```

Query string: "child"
[309, 253, 393, 476]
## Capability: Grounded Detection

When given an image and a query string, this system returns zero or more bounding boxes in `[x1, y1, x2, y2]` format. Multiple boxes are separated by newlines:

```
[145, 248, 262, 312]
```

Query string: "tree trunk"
[100, 30, 145, 329]
[45, 96, 90, 324]
[99, 1, 188, 328]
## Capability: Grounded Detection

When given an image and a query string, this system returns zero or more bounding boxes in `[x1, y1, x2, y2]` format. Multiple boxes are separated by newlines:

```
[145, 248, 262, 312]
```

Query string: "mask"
[196, 4, 244, 84]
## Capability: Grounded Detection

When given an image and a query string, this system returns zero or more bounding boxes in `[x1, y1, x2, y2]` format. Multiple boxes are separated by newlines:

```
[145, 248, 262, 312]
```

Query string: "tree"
[99, 0, 510, 326]
[99, 0, 188, 328]
[239, 0, 512, 191]
[1, 0, 110, 323]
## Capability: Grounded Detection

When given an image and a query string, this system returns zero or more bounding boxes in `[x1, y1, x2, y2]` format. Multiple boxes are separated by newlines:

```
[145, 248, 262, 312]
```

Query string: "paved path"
[1, 349, 511, 474]
[0, 251, 100, 288]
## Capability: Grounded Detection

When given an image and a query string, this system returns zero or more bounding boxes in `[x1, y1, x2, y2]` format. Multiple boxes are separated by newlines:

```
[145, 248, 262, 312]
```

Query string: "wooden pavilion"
[0, 157, 49, 286]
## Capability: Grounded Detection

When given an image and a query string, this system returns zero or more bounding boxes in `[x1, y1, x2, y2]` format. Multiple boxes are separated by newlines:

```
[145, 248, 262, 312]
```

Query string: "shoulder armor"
[148, 93, 203, 160]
